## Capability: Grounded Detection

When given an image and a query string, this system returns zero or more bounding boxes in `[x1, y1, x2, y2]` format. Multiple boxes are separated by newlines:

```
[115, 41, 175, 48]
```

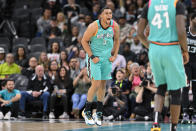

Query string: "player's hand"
[182, 51, 189, 65]
[92, 57, 100, 64]
[109, 56, 116, 62]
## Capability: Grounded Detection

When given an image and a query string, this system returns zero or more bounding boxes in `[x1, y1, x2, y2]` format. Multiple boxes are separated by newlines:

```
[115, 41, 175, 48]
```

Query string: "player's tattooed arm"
[137, 18, 150, 48]
[81, 21, 97, 57]
[110, 21, 120, 62]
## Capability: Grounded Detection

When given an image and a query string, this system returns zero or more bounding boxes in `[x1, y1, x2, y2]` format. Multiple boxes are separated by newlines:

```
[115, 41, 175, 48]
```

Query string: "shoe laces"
[85, 111, 92, 120]
[96, 112, 102, 119]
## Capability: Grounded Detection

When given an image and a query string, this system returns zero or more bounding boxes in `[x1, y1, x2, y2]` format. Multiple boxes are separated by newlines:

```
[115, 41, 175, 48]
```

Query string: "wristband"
[90, 55, 96, 59]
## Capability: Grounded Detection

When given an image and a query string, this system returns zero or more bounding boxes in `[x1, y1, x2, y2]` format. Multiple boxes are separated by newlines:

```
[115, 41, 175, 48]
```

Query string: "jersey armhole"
[93, 22, 98, 36]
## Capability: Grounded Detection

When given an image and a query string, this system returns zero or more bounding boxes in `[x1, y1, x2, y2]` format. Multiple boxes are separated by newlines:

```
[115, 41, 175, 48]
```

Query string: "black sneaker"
[18, 112, 26, 119]
[42, 112, 48, 120]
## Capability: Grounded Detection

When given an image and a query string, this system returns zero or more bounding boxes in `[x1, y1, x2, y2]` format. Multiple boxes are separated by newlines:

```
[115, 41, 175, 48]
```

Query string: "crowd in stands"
[0, 0, 195, 121]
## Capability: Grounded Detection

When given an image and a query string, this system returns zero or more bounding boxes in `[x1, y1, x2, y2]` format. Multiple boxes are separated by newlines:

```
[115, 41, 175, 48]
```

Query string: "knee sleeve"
[169, 89, 181, 105]
[156, 84, 167, 97]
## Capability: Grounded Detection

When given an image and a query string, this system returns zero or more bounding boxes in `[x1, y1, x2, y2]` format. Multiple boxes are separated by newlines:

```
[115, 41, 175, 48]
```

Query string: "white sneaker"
[4, 111, 11, 120]
[0, 112, 4, 120]
[49, 112, 55, 119]
[93, 112, 102, 126]
[59, 112, 69, 119]
[82, 110, 95, 125]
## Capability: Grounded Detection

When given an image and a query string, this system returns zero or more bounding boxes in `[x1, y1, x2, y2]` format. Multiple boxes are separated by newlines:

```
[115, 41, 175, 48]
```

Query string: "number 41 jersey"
[187, 27, 196, 62]
[147, 0, 178, 43]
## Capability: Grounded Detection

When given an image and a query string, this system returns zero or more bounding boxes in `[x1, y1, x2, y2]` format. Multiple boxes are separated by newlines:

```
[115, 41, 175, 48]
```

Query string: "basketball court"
[0, 119, 195, 131]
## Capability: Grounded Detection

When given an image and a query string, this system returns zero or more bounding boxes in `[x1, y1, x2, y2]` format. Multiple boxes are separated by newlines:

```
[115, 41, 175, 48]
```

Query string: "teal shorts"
[148, 44, 187, 90]
[86, 55, 112, 80]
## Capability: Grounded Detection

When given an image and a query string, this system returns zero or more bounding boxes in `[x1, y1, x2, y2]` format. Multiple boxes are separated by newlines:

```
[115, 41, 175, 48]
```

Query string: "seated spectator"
[112, 54, 126, 73]
[37, 7, 52, 36]
[15, 46, 28, 68]
[47, 42, 60, 63]
[57, 12, 67, 32]
[125, 60, 133, 79]
[0, 47, 5, 65]
[111, 69, 130, 96]
[21, 57, 38, 79]
[43, 17, 62, 39]
[103, 86, 128, 121]
[122, 43, 136, 62]
[19, 65, 51, 119]
[134, 80, 156, 121]
[59, 50, 69, 70]
[42, 0, 62, 17]
[0, 53, 21, 79]
[0, 79, 21, 119]
[47, 60, 59, 81]
[130, 33, 144, 55]
[63, 0, 80, 17]
[78, 49, 86, 70]
[69, 57, 80, 79]
[38, 52, 49, 71]
[72, 67, 90, 119]
[49, 66, 73, 119]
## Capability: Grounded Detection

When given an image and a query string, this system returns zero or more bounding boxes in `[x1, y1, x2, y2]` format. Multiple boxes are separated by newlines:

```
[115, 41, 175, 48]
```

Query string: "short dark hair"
[98, 6, 112, 15]
[6, 78, 15, 84]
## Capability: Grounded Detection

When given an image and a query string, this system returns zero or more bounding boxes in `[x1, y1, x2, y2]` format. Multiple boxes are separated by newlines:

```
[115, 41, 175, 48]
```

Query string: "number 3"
[152, 12, 170, 29]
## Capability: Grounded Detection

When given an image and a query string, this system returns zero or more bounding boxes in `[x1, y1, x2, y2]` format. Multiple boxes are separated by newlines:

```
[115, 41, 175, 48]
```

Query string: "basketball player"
[81, 6, 120, 126]
[137, 0, 189, 131]
[181, 13, 196, 124]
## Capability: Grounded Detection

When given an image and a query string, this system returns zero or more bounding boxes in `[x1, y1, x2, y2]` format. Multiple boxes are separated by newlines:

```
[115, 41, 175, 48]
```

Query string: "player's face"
[101, 9, 112, 25]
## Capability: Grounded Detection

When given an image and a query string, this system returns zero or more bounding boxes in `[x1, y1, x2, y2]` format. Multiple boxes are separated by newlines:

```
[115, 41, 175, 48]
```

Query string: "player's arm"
[176, 2, 189, 64]
[81, 22, 97, 58]
[112, 21, 120, 58]
[137, 4, 149, 48]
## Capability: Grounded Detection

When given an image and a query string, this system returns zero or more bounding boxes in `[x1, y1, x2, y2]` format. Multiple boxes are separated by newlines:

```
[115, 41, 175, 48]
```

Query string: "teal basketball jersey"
[148, 0, 178, 43]
[90, 20, 114, 58]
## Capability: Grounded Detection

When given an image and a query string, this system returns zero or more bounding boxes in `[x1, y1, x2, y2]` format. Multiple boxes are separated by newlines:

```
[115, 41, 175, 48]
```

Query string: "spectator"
[92, 3, 100, 20]
[111, 69, 130, 96]
[78, 49, 86, 69]
[125, 60, 133, 79]
[21, 57, 38, 79]
[42, 0, 62, 17]
[63, 0, 80, 17]
[19, 65, 51, 119]
[126, 4, 137, 24]
[130, 33, 143, 55]
[0, 47, 5, 65]
[103, 86, 128, 121]
[38, 52, 49, 71]
[57, 12, 67, 32]
[14, 46, 28, 68]
[118, 14, 132, 45]
[59, 50, 69, 70]
[0, 53, 21, 79]
[0, 79, 21, 119]
[122, 43, 136, 62]
[72, 67, 90, 118]
[37, 7, 52, 35]
[43, 17, 62, 39]
[47, 42, 60, 63]
[69, 57, 80, 79]
[134, 79, 156, 121]
[136, 0, 145, 15]
[49, 66, 73, 119]
[112, 54, 126, 73]
[47, 60, 59, 81]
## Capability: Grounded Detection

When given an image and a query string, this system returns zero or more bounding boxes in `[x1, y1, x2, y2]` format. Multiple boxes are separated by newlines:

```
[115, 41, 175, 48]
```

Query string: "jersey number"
[151, 12, 170, 29]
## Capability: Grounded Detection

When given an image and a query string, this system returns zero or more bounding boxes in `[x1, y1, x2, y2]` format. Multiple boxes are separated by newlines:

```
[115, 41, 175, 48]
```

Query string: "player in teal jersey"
[137, 0, 189, 131]
[81, 6, 120, 126]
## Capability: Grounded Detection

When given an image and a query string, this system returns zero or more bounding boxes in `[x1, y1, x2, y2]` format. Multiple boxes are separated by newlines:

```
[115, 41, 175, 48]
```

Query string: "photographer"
[133, 78, 157, 120]
[103, 86, 128, 121]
